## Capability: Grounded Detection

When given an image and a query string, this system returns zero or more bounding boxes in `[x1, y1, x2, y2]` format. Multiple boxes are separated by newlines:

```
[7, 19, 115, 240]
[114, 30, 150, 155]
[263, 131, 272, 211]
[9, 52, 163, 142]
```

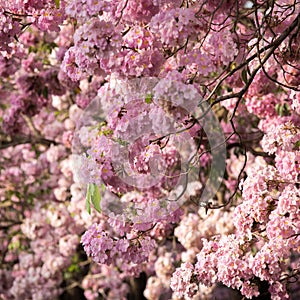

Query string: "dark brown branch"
[0, 136, 58, 150]
[199, 12, 300, 107]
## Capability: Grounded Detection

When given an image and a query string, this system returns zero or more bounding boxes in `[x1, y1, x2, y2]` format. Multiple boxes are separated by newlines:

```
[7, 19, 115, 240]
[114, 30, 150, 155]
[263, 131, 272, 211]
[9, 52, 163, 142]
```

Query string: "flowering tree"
[0, 0, 299, 299]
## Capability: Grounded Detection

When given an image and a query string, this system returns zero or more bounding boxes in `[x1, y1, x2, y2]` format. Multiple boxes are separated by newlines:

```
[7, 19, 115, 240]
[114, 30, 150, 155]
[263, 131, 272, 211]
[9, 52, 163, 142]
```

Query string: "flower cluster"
[81, 223, 157, 268]
[171, 89, 300, 300]
[1, 0, 300, 299]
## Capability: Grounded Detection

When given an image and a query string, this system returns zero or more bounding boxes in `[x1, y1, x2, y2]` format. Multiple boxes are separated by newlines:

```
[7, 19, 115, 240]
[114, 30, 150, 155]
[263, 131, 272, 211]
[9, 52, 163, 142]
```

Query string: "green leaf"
[102, 128, 113, 136]
[85, 184, 92, 214]
[86, 183, 102, 214]
[91, 184, 102, 213]
[293, 140, 300, 150]
[8, 240, 20, 250]
[275, 103, 290, 117]
[282, 103, 290, 116]
[145, 94, 153, 104]
[54, 0, 60, 9]
[241, 68, 248, 84]
[112, 137, 129, 146]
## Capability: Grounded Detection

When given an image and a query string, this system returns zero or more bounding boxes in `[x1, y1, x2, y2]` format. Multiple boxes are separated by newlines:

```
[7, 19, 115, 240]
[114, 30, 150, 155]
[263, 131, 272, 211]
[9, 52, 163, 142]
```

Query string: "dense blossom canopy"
[0, 0, 299, 300]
